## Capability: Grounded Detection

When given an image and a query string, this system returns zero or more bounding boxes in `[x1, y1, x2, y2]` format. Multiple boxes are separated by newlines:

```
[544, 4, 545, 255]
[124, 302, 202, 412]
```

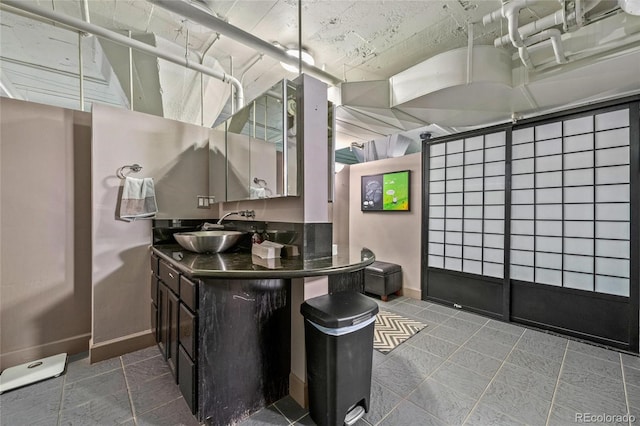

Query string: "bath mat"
[374, 310, 427, 354]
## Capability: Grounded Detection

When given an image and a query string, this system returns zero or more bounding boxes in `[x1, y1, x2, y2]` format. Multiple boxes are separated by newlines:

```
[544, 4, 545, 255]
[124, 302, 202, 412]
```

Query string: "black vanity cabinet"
[150, 256, 199, 413]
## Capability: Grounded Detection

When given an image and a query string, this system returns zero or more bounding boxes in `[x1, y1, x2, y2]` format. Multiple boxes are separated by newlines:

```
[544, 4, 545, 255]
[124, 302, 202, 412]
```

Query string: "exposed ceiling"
[1, 0, 639, 154]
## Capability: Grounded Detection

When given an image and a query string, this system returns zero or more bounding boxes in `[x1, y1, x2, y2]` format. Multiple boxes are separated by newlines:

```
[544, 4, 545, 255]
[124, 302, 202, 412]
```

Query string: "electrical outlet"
[197, 196, 210, 209]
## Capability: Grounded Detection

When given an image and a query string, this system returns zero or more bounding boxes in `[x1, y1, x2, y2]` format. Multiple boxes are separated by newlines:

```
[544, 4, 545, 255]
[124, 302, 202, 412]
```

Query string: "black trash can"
[301, 292, 379, 426]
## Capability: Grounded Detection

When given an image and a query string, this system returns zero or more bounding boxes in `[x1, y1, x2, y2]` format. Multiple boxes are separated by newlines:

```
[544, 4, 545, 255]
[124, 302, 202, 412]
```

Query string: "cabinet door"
[178, 344, 197, 414]
[179, 303, 196, 360]
[167, 290, 179, 381]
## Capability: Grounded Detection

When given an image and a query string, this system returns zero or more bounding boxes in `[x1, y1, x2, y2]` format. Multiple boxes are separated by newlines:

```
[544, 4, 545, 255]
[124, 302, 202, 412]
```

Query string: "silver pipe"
[282, 82, 288, 196]
[78, 32, 84, 111]
[148, 0, 343, 85]
[2, 0, 245, 108]
[81, 0, 90, 24]
[128, 30, 134, 111]
[240, 54, 264, 84]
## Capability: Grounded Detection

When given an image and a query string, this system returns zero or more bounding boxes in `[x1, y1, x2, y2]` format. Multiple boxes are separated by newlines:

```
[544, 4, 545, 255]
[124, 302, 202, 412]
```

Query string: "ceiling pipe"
[493, 0, 603, 47]
[525, 29, 567, 64]
[147, 0, 343, 86]
[1, 0, 244, 108]
[483, 0, 547, 48]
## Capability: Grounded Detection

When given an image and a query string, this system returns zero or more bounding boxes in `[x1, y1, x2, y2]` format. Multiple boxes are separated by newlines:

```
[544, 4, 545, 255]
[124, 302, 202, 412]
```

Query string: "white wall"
[0, 99, 92, 369]
[349, 153, 422, 298]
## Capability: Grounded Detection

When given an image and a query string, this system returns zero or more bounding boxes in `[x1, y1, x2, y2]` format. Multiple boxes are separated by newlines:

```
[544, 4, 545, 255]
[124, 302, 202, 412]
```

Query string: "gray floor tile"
[480, 380, 551, 426]
[241, 404, 290, 425]
[408, 378, 476, 425]
[403, 298, 431, 308]
[378, 399, 446, 426]
[521, 329, 568, 348]
[294, 413, 315, 425]
[59, 389, 134, 425]
[387, 344, 446, 376]
[474, 326, 522, 347]
[406, 333, 458, 359]
[274, 395, 307, 423]
[560, 361, 626, 402]
[26, 415, 62, 426]
[413, 309, 452, 325]
[464, 403, 525, 426]
[0, 376, 64, 425]
[442, 316, 484, 334]
[63, 369, 127, 410]
[430, 361, 492, 399]
[120, 345, 163, 366]
[462, 334, 514, 360]
[363, 380, 403, 425]
[372, 356, 427, 398]
[128, 373, 182, 415]
[553, 380, 627, 415]
[424, 303, 459, 316]
[624, 364, 640, 385]
[123, 354, 171, 387]
[65, 354, 122, 384]
[626, 382, 640, 411]
[567, 340, 621, 363]
[136, 397, 200, 426]
[386, 302, 426, 317]
[621, 353, 640, 370]
[494, 362, 557, 400]
[484, 320, 526, 337]
[448, 347, 503, 378]
[426, 323, 477, 345]
[454, 310, 490, 326]
[565, 349, 624, 381]
[547, 403, 581, 426]
[514, 336, 566, 362]
[506, 348, 561, 378]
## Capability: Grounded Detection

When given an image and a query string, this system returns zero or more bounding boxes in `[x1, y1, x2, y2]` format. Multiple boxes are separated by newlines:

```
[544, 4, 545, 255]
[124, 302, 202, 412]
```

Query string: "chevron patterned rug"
[374, 310, 427, 354]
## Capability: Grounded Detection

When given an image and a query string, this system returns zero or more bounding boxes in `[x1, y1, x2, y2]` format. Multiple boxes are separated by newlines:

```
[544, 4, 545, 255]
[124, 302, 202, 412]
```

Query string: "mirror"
[215, 79, 298, 202]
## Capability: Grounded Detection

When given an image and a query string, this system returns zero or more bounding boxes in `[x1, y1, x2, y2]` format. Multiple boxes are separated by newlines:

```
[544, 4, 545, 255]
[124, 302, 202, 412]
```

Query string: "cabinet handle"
[169, 273, 175, 279]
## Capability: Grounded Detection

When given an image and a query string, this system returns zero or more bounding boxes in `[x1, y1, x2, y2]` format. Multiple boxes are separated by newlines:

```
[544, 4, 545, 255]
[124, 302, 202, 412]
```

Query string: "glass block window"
[428, 131, 506, 278]
[510, 108, 631, 297]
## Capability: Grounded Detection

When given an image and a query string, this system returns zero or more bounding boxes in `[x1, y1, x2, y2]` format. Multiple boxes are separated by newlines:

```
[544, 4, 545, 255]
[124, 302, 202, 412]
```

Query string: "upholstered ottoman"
[364, 261, 402, 301]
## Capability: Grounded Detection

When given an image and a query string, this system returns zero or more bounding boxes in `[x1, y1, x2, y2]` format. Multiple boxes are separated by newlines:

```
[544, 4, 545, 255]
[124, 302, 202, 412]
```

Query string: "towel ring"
[253, 177, 267, 187]
[117, 164, 143, 179]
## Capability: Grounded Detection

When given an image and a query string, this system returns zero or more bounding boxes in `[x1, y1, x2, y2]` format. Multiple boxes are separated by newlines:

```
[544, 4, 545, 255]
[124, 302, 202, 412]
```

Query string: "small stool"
[364, 261, 402, 301]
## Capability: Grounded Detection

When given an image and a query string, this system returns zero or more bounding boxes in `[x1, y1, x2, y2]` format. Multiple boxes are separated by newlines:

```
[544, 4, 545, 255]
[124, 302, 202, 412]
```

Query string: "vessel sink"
[174, 230, 245, 253]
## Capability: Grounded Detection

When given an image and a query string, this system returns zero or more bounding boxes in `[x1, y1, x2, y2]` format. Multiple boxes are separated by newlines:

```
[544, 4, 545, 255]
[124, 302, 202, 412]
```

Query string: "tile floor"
[1, 296, 639, 426]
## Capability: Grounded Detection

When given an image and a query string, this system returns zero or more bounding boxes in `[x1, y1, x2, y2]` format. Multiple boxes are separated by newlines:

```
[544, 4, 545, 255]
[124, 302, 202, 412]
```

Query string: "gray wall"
[0, 99, 92, 369]
[90, 103, 215, 359]
[349, 153, 422, 299]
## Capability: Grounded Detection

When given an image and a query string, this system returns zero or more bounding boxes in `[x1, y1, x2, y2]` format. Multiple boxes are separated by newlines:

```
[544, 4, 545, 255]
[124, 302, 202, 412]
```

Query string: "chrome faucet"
[216, 210, 255, 225]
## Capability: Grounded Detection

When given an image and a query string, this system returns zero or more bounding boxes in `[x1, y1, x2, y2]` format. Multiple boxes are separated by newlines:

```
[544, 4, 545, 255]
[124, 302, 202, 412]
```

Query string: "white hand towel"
[119, 177, 158, 221]
[250, 186, 267, 199]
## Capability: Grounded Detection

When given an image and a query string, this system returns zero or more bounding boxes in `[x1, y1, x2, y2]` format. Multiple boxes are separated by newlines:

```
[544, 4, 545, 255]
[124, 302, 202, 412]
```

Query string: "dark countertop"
[151, 245, 376, 279]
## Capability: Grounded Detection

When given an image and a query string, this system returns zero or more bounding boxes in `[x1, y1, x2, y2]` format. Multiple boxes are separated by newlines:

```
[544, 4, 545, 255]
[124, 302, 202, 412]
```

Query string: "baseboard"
[403, 287, 421, 300]
[89, 329, 155, 363]
[0, 333, 91, 370]
[289, 372, 308, 409]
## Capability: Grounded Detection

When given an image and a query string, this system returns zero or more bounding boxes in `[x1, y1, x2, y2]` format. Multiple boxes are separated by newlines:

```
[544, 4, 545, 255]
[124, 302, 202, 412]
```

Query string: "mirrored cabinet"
[209, 79, 299, 202]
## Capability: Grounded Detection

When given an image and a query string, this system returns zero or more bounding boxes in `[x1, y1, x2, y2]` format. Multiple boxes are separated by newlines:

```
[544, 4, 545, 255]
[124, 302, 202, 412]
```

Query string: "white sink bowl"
[174, 230, 245, 253]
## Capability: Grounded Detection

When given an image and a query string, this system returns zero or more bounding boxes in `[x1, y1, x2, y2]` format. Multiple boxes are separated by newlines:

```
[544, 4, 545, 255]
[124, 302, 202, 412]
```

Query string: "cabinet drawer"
[150, 253, 159, 276]
[178, 344, 197, 414]
[180, 276, 198, 312]
[179, 303, 196, 360]
[159, 260, 180, 294]
[151, 275, 159, 306]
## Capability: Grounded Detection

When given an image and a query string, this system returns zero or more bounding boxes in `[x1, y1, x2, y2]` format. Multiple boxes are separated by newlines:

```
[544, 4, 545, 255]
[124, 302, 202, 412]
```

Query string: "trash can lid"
[300, 292, 379, 329]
